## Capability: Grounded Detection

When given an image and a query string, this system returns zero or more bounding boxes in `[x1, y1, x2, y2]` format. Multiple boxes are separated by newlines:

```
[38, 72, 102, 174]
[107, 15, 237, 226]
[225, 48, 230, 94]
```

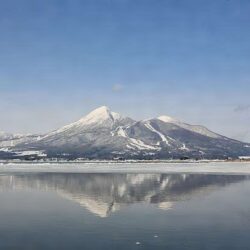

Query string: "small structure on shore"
[239, 156, 250, 161]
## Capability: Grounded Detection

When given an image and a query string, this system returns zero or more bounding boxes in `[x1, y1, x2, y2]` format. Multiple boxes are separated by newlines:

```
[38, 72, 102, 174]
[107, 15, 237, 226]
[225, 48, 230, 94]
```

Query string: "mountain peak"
[78, 106, 122, 126]
[7, 106, 250, 160]
[92, 106, 110, 113]
[157, 115, 178, 123]
[86, 106, 111, 118]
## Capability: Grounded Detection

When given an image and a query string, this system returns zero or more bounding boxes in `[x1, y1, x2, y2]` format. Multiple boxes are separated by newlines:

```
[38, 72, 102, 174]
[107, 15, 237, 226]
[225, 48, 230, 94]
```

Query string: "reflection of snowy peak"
[0, 173, 247, 217]
[1, 106, 250, 159]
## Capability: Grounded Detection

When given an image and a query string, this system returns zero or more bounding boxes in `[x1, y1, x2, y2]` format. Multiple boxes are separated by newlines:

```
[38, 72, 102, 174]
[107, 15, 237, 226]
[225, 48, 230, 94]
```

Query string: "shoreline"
[0, 159, 249, 164]
[0, 161, 250, 175]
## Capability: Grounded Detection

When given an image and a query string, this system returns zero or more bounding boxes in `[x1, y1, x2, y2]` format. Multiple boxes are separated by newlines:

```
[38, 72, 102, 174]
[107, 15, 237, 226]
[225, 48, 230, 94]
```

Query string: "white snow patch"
[180, 143, 189, 151]
[79, 106, 113, 125]
[158, 115, 178, 123]
[0, 148, 11, 152]
[129, 138, 159, 151]
[42, 106, 124, 139]
[117, 127, 127, 138]
[111, 111, 122, 121]
[144, 122, 170, 145]
[158, 116, 221, 139]
[116, 126, 159, 151]
[126, 144, 135, 150]
[16, 151, 47, 157]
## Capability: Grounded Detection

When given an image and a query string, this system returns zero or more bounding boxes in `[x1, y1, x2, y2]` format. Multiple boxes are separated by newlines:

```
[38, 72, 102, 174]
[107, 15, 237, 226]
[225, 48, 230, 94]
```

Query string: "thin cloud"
[112, 83, 124, 92]
[234, 104, 250, 113]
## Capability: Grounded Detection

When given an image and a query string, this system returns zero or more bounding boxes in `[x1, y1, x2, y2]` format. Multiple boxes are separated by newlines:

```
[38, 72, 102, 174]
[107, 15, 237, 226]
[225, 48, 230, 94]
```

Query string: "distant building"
[239, 156, 250, 161]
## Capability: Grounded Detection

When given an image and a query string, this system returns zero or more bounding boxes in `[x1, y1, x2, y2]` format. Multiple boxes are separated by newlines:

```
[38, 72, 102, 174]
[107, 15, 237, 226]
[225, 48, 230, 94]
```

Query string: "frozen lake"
[0, 162, 250, 174]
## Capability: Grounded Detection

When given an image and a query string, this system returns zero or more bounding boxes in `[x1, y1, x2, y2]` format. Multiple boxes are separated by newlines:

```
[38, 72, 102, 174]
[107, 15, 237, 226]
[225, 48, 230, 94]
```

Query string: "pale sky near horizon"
[0, 0, 250, 142]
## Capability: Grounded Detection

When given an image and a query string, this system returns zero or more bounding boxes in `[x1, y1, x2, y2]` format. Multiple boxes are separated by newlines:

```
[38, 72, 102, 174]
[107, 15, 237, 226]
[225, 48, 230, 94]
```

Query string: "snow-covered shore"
[0, 162, 250, 175]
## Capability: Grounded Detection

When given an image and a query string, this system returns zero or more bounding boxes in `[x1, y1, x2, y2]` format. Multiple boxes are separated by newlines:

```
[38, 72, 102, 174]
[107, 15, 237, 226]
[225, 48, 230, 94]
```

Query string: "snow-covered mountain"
[0, 132, 39, 148]
[2, 106, 250, 160]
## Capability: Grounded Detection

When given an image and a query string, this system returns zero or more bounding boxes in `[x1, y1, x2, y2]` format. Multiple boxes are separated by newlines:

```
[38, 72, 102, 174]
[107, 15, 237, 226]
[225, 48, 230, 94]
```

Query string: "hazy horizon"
[0, 0, 249, 142]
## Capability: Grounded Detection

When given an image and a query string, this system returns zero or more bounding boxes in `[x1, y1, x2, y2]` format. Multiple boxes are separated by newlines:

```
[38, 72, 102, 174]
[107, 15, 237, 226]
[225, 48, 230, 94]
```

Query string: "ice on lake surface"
[0, 168, 250, 249]
[1, 161, 250, 174]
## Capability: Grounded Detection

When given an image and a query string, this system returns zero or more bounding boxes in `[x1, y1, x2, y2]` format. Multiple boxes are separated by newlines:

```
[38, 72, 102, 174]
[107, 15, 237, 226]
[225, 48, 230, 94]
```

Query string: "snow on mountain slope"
[158, 115, 221, 139]
[40, 106, 134, 141]
[16, 106, 140, 158]
[0, 131, 21, 141]
[77, 106, 121, 126]
[5, 106, 250, 159]
[114, 126, 160, 151]
[144, 121, 170, 145]
[0, 132, 39, 147]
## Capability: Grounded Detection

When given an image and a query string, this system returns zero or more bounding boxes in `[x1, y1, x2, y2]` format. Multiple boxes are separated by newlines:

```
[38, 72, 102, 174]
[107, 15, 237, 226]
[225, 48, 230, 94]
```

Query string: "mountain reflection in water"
[0, 173, 248, 217]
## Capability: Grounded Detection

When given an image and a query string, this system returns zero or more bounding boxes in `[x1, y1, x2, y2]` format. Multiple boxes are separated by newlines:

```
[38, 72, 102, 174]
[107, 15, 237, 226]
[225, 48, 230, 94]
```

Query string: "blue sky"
[0, 0, 250, 142]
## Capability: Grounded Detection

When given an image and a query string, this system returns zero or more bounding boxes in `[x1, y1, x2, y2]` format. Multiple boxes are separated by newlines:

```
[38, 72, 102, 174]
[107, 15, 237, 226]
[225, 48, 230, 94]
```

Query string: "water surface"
[0, 173, 250, 249]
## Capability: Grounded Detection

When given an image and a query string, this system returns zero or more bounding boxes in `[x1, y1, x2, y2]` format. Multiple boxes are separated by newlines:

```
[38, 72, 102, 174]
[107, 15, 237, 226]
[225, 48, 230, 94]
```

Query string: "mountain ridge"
[1, 106, 250, 160]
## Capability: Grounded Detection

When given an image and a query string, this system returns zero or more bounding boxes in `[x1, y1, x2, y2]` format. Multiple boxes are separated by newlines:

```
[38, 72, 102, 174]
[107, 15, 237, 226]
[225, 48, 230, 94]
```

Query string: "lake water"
[0, 172, 250, 249]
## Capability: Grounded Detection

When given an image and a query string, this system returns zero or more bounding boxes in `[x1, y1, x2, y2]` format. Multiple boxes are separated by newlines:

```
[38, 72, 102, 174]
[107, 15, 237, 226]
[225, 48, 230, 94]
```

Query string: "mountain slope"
[0, 132, 39, 148]
[5, 106, 250, 159]
[16, 106, 136, 158]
